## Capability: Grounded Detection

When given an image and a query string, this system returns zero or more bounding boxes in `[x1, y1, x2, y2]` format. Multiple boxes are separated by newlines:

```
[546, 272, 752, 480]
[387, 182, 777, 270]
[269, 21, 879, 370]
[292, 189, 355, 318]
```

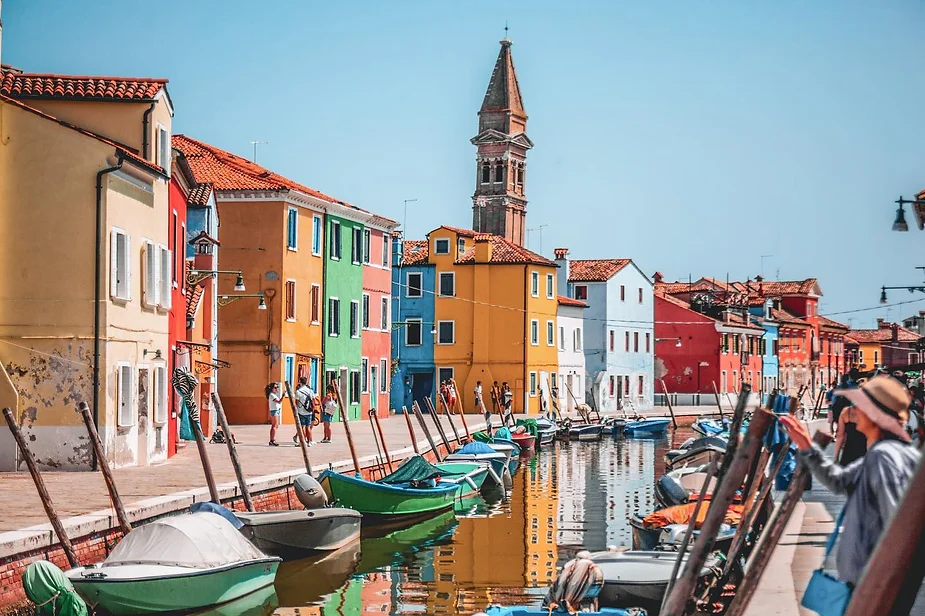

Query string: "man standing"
[293, 377, 315, 446]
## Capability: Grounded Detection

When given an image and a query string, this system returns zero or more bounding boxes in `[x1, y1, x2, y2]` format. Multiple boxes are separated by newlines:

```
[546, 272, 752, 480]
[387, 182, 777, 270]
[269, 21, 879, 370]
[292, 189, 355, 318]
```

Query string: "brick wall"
[0, 443, 452, 614]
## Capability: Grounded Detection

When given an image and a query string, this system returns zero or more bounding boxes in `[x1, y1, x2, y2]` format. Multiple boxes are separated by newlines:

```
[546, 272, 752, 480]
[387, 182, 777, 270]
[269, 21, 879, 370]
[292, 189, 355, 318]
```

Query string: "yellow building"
[0, 70, 173, 469]
[428, 226, 559, 414]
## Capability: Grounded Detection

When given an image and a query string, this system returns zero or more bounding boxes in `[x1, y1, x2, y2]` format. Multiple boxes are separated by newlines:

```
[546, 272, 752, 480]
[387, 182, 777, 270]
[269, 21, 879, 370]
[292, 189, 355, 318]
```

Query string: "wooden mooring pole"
[76, 402, 132, 536]
[335, 372, 361, 476]
[412, 401, 441, 461]
[713, 384, 753, 493]
[711, 381, 724, 418]
[661, 407, 773, 616]
[2, 407, 80, 569]
[439, 392, 463, 446]
[660, 379, 678, 429]
[191, 409, 221, 505]
[423, 397, 453, 452]
[401, 406, 420, 454]
[284, 381, 313, 476]
[212, 393, 255, 512]
[449, 379, 471, 441]
[370, 409, 394, 473]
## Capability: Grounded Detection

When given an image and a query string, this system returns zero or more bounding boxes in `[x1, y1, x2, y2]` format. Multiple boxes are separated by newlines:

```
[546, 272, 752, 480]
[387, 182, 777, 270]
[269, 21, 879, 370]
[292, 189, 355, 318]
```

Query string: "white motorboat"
[443, 441, 509, 485]
[67, 512, 280, 615]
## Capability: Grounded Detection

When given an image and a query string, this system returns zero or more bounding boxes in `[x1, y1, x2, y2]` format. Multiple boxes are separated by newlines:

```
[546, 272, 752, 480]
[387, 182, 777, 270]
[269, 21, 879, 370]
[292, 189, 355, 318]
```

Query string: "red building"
[166, 155, 188, 456]
[655, 293, 764, 395]
[361, 227, 393, 414]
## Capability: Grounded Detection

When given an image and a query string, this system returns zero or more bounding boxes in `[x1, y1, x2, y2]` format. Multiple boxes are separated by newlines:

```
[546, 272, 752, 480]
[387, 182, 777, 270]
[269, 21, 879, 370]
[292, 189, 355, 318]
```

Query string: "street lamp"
[879, 267, 925, 304]
[188, 269, 246, 291]
[218, 293, 267, 310]
[656, 337, 683, 348]
[892, 196, 925, 232]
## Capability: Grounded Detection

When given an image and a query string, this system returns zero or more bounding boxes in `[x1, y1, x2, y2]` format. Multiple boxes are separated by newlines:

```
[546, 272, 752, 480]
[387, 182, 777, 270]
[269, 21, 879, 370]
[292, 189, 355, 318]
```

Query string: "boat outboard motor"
[656, 475, 690, 507]
[294, 474, 328, 509]
[543, 551, 604, 611]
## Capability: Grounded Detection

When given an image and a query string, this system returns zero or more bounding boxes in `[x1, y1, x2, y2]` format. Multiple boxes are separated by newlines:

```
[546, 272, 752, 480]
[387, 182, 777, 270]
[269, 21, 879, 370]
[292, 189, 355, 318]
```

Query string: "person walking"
[265, 382, 282, 446]
[474, 381, 488, 431]
[320, 384, 337, 443]
[447, 380, 458, 411]
[780, 375, 921, 588]
[833, 406, 867, 466]
[293, 377, 316, 447]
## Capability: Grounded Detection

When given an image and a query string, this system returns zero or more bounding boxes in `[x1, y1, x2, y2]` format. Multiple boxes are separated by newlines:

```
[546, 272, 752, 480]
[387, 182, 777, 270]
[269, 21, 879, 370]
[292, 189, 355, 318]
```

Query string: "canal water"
[220, 427, 695, 616]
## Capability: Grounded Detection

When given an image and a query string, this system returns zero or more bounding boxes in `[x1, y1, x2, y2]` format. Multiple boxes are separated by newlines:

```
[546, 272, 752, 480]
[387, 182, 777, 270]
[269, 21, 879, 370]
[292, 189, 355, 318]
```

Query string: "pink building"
[362, 227, 393, 414]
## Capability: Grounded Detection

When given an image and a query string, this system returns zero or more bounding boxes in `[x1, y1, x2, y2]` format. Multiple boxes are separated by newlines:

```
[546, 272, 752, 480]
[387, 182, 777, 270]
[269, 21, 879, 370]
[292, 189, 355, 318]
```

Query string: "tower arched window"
[481, 162, 491, 184]
[495, 161, 504, 184]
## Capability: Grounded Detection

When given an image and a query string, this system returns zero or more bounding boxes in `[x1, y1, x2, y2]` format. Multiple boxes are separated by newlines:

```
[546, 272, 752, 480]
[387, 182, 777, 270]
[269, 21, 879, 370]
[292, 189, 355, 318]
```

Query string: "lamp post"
[891, 196, 925, 232]
[656, 337, 683, 348]
[218, 293, 267, 310]
[879, 267, 925, 304]
[188, 269, 246, 291]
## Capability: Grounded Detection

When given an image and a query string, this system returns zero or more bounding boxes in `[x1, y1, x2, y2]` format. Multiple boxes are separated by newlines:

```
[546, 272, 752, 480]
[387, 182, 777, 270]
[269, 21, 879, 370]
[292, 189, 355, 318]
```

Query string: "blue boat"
[623, 418, 671, 436]
[691, 418, 728, 437]
[477, 606, 638, 616]
[444, 442, 509, 486]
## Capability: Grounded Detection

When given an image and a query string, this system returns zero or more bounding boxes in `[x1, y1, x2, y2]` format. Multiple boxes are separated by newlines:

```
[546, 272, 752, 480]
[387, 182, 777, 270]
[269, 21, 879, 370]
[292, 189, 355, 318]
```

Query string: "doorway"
[411, 372, 434, 412]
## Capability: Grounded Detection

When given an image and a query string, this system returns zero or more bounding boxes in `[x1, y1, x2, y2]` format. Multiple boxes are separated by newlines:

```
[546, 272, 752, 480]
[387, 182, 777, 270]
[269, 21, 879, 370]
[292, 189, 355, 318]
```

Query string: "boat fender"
[294, 474, 329, 509]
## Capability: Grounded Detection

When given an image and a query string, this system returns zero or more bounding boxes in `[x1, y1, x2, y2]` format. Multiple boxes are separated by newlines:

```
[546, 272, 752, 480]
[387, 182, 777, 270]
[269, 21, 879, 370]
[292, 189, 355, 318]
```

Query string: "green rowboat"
[435, 461, 490, 497]
[319, 466, 460, 519]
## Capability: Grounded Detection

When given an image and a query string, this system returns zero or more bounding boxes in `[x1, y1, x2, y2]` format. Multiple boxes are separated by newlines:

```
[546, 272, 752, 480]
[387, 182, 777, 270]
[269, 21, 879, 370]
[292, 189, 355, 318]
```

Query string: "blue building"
[389, 235, 436, 412]
[749, 299, 779, 398]
[555, 249, 655, 412]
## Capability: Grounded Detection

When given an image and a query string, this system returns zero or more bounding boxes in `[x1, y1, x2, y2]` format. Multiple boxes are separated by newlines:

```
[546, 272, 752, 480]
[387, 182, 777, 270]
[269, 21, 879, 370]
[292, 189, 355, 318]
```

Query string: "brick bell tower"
[471, 36, 533, 246]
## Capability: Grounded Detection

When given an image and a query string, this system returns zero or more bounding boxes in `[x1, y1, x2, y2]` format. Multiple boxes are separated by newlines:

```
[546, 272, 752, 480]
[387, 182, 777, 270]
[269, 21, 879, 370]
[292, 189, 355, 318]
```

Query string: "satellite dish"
[265, 271, 279, 282]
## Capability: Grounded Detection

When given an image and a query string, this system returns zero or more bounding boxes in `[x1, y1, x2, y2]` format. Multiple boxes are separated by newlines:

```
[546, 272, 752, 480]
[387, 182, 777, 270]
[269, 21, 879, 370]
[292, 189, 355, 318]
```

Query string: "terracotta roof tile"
[1, 70, 166, 100]
[457, 235, 556, 266]
[818, 316, 850, 331]
[770, 308, 810, 327]
[557, 295, 587, 308]
[568, 259, 631, 282]
[401, 240, 429, 266]
[186, 284, 204, 320]
[0, 94, 164, 176]
[187, 183, 213, 207]
[438, 225, 478, 238]
[848, 327, 922, 343]
[172, 135, 395, 223]
[753, 279, 819, 296]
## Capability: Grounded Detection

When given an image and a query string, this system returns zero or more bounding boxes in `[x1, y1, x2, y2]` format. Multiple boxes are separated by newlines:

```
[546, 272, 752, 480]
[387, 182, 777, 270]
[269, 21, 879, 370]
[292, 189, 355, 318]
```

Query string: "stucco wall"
[361, 228, 392, 414]
[390, 249, 435, 412]
[556, 305, 586, 413]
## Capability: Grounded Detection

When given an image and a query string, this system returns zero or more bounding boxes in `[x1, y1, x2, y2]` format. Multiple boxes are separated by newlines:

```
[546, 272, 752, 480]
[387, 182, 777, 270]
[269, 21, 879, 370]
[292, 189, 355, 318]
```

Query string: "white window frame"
[437, 320, 455, 345]
[349, 370, 361, 405]
[312, 214, 322, 256]
[434, 238, 450, 255]
[156, 122, 171, 174]
[529, 372, 537, 396]
[546, 320, 555, 346]
[363, 228, 371, 264]
[361, 357, 369, 393]
[310, 283, 321, 324]
[153, 364, 168, 425]
[328, 297, 340, 336]
[287, 207, 298, 251]
[574, 327, 583, 351]
[438, 272, 456, 297]
[546, 274, 554, 299]
[405, 318, 423, 347]
[381, 296, 390, 331]
[379, 359, 388, 393]
[531, 271, 539, 297]
[158, 245, 172, 310]
[110, 228, 131, 302]
[142, 239, 160, 309]
[559, 326, 566, 351]
[382, 238, 390, 268]
[117, 362, 135, 427]
[530, 319, 539, 346]
[438, 366, 455, 384]
[406, 272, 423, 298]
[285, 279, 297, 322]
[352, 227, 363, 264]
[361, 293, 370, 329]
[330, 221, 342, 260]
[350, 300, 360, 338]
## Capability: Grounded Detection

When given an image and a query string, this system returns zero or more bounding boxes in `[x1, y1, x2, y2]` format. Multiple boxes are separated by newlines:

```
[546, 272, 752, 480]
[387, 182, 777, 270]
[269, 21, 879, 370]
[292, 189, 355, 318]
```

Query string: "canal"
[214, 426, 694, 616]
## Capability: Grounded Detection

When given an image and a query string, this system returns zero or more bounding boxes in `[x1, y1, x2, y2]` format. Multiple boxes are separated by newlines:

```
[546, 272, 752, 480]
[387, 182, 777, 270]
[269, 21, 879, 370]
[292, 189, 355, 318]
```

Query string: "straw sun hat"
[838, 375, 912, 442]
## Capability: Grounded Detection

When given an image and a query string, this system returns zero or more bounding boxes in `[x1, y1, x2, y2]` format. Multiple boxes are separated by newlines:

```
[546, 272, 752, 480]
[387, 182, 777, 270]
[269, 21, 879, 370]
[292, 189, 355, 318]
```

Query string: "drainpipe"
[523, 265, 528, 413]
[141, 103, 155, 159]
[93, 153, 124, 471]
[321, 210, 328, 387]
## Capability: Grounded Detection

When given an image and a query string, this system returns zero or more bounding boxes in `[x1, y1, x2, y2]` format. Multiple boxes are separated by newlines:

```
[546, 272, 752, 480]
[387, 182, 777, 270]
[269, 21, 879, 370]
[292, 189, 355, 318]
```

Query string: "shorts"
[269, 409, 282, 417]
[474, 396, 482, 406]
[321, 412, 334, 423]
[298, 413, 313, 427]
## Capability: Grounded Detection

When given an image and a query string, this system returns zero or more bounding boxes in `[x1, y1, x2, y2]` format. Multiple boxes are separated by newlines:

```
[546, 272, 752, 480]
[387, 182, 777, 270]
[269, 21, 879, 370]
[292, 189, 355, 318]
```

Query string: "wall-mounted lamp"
[218, 293, 267, 310]
[188, 269, 246, 292]
[142, 349, 163, 360]
[656, 337, 683, 348]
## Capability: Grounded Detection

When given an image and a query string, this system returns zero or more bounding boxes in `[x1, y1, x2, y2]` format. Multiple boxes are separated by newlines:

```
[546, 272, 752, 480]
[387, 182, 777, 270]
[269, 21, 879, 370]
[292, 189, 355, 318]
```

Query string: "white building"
[556, 296, 588, 414]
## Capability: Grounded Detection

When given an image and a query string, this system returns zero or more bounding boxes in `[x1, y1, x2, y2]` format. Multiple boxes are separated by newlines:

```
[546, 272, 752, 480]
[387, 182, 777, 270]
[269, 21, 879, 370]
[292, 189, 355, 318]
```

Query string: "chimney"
[554, 247, 570, 297]
[892, 323, 899, 342]
[391, 231, 403, 268]
[653, 271, 664, 284]
[755, 274, 764, 282]
[475, 233, 493, 263]
[877, 318, 888, 330]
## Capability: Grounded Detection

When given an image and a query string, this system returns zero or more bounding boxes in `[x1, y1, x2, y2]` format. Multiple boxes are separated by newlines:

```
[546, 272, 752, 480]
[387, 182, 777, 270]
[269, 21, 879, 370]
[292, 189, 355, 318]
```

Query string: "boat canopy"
[102, 512, 266, 568]
[457, 441, 497, 455]
[380, 455, 445, 484]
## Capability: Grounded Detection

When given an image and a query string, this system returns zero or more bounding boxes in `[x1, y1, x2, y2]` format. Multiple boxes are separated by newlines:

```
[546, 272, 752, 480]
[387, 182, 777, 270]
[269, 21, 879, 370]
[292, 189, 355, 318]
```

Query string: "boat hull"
[539, 429, 556, 445]
[623, 418, 671, 436]
[443, 453, 508, 486]
[235, 508, 361, 556]
[69, 559, 279, 616]
[511, 433, 536, 450]
[435, 462, 490, 497]
[319, 470, 459, 519]
[569, 424, 603, 441]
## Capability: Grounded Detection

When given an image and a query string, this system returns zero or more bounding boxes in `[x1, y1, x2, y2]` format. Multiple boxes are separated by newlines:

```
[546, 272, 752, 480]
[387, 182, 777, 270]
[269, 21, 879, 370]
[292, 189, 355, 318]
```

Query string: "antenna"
[527, 224, 548, 254]
[504, 21, 509, 38]
[251, 140, 268, 163]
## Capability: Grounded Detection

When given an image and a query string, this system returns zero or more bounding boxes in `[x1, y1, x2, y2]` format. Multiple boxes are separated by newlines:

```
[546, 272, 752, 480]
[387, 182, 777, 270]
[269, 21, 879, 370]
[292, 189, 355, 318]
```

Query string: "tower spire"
[471, 38, 533, 246]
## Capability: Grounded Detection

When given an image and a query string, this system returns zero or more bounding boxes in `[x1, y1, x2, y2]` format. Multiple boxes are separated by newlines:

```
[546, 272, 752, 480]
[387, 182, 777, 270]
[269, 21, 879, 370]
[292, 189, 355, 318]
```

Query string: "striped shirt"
[798, 438, 920, 585]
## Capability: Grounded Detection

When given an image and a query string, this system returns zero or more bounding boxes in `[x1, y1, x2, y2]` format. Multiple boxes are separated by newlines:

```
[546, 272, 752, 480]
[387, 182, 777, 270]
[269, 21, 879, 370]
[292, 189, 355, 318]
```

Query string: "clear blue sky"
[5, 1, 925, 326]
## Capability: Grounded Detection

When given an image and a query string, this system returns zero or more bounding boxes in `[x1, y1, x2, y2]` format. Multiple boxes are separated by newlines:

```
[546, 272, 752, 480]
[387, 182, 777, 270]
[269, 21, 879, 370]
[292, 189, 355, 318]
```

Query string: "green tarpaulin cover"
[516, 418, 539, 437]
[472, 431, 493, 443]
[22, 561, 88, 616]
[380, 455, 445, 484]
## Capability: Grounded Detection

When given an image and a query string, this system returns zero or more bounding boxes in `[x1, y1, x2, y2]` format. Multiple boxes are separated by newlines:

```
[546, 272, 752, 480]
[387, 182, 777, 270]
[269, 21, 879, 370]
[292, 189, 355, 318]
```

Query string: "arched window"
[495, 161, 504, 183]
[481, 162, 490, 184]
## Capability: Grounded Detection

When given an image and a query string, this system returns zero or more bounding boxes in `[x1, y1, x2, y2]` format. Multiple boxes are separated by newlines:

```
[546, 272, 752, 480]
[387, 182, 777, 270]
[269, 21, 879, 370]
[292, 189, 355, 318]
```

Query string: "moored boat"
[66, 513, 280, 615]
[320, 457, 460, 521]
[536, 418, 557, 445]
[623, 417, 671, 436]
[444, 442, 510, 485]
[477, 607, 639, 616]
[435, 461, 491, 497]
[569, 423, 604, 441]
[510, 430, 536, 451]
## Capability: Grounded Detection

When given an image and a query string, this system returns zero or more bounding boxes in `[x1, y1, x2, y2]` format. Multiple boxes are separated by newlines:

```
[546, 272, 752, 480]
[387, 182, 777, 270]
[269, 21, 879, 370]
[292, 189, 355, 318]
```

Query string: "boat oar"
[412, 401, 442, 461]
[439, 394, 463, 446]
[449, 378, 471, 441]
[401, 406, 420, 454]
[423, 397, 453, 453]
[2, 407, 80, 569]
[660, 451, 720, 612]
[212, 393, 255, 512]
[76, 402, 132, 535]
[370, 409, 394, 473]
[284, 381, 313, 476]
[659, 379, 679, 429]
[334, 373, 361, 476]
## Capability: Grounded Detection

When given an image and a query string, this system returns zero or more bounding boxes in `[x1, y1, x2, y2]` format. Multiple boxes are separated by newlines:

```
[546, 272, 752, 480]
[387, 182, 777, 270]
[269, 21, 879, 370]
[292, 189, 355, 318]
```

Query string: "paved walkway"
[0, 412, 486, 532]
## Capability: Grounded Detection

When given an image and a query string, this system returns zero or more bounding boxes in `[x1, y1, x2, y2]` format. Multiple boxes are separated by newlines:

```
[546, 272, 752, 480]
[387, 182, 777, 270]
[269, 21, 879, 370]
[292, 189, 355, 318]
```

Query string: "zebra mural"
[172, 366, 199, 440]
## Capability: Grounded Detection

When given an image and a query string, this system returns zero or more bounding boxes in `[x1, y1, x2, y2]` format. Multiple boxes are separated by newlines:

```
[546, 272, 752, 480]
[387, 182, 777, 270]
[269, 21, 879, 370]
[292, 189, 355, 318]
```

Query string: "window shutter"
[143, 241, 159, 308]
[123, 235, 132, 301]
[159, 247, 172, 309]
[110, 229, 120, 298]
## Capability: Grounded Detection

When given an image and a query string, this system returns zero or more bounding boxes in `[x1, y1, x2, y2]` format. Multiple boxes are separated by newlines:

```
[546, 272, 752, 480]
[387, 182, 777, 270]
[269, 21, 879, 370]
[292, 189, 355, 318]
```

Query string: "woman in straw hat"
[780, 375, 921, 587]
